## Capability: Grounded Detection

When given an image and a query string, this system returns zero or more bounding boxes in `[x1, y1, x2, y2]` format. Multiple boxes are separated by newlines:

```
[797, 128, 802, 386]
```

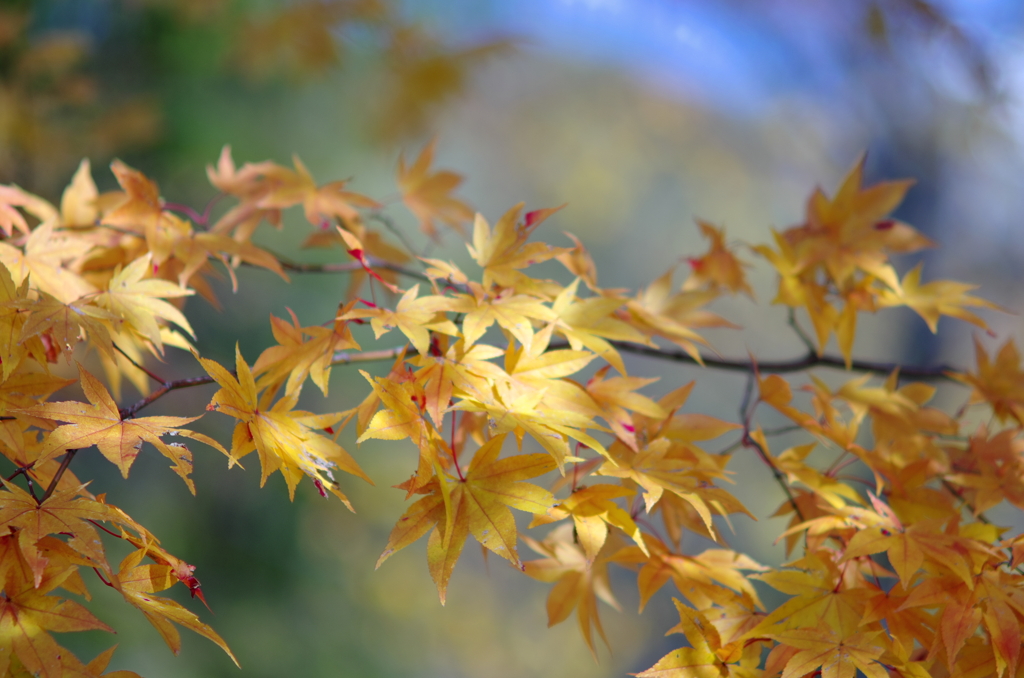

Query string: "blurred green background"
[5, 0, 1024, 676]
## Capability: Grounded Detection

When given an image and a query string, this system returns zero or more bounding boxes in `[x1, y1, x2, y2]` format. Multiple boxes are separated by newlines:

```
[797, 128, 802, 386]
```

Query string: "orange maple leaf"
[398, 138, 473, 238]
[683, 220, 753, 297]
[522, 523, 621, 658]
[256, 155, 379, 228]
[951, 337, 1024, 426]
[253, 305, 360, 396]
[768, 625, 889, 678]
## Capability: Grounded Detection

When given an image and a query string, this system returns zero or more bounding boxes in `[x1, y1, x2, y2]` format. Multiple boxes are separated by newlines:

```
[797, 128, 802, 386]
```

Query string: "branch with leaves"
[0, 140, 1020, 678]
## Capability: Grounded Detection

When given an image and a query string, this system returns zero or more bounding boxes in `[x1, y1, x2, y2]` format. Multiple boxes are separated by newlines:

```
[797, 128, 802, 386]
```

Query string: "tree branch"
[39, 449, 76, 504]
[256, 256, 966, 380]
[272, 256, 434, 286]
[588, 340, 963, 381]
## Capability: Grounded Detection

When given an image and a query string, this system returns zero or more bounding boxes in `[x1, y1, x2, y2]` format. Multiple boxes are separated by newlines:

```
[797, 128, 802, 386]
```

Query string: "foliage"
[0, 0, 507, 192]
[0, 127, 1020, 678]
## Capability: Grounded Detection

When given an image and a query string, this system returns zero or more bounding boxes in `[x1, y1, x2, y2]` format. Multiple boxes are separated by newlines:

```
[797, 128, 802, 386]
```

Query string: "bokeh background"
[5, 0, 1024, 676]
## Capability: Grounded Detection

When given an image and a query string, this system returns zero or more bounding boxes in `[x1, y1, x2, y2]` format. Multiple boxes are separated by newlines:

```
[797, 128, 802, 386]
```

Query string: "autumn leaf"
[398, 138, 473, 238]
[16, 290, 117, 365]
[539, 484, 647, 563]
[200, 346, 372, 505]
[341, 284, 458, 355]
[523, 523, 621, 658]
[454, 377, 608, 471]
[878, 263, 998, 332]
[583, 365, 666, 451]
[93, 253, 194, 355]
[598, 435, 746, 540]
[24, 365, 223, 489]
[635, 599, 767, 677]
[0, 555, 112, 678]
[0, 221, 95, 303]
[59, 159, 99, 228]
[683, 221, 753, 297]
[467, 205, 569, 292]
[253, 304, 360, 396]
[613, 535, 765, 614]
[768, 625, 889, 678]
[376, 434, 556, 604]
[0, 482, 115, 587]
[256, 155, 379, 228]
[951, 337, 1024, 426]
[112, 548, 238, 667]
[750, 552, 869, 638]
[551, 279, 653, 376]
[445, 283, 559, 352]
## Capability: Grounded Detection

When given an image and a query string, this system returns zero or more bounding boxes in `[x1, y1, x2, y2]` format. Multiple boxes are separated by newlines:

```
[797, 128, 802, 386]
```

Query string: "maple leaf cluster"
[0, 142, 1019, 678]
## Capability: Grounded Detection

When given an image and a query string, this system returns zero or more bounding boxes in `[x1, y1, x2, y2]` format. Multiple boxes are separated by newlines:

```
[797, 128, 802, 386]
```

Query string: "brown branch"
[272, 256, 434, 286]
[330, 346, 407, 366]
[366, 211, 423, 262]
[115, 343, 167, 386]
[120, 374, 217, 419]
[581, 340, 963, 381]
[262, 256, 967, 379]
[39, 449, 76, 504]
[739, 394, 805, 522]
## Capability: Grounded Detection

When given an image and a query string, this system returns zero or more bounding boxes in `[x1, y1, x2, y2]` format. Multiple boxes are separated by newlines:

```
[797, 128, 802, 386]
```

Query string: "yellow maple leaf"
[0, 549, 112, 678]
[0, 221, 95, 303]
[375, 434, 556, 604]
[253, 305, 360, 396]
[341, 284, 457, 356]
[199, 346, 372, 505]
[93, 253, 194, 355]
[467, 204, 569, 292]
[23, 365, 225, 490]
[112, 548, 237, 666]
[0, 481, 116, 587]
[877, 263, 998, 332]
[539, 484, 648, 563]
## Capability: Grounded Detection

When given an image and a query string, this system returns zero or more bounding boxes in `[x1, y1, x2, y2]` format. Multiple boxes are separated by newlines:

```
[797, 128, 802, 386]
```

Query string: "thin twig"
[5, 465, 32, 482]
[120, 375, 217, 419]
[271, 256, 434, 286]
[115, 344, 167, 386]
[739, 372, 756, 423]
[741, 395, 804, 522]
[787, 308, 817, 355]
[162, 202, 205, 224]
[39, 449, 77, 504]
[742, 430, 804, 522]
[330, 345, 406, 366]
[366, 211, 424, 263]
